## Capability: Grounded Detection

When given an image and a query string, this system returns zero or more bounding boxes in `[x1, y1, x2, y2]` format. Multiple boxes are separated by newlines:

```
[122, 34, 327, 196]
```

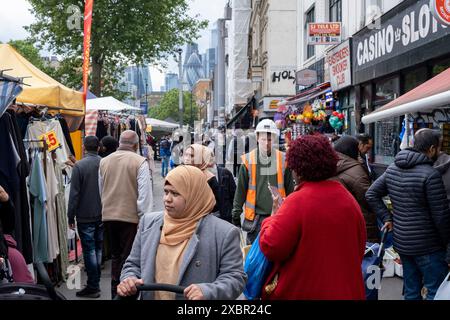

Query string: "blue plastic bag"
[243, 234, 272, 300]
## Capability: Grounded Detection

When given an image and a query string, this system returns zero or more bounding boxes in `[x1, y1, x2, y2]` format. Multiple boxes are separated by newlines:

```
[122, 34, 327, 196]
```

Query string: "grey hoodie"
[434, 152, 450, 205]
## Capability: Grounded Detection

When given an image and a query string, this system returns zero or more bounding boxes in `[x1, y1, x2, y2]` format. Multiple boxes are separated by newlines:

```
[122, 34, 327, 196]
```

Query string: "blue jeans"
[77, 221, 104, 290]
[161, 156, 169, 177]
[400, 250, 449, 300]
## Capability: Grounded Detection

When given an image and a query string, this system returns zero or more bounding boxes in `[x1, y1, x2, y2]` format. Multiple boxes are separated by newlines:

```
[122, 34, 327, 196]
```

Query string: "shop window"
[364, 0, 382, 25]
[306, 6, 315, 60]
[374, 116, 401, 165]
[374, 77, 400, 105]
[432, 58, 450, 76]
[329, 0, 342, 22]
[403, 67, 428, 93]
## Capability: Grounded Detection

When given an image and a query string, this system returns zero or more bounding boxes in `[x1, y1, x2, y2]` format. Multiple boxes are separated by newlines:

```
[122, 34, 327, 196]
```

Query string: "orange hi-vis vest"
[241, 149, 287, 222]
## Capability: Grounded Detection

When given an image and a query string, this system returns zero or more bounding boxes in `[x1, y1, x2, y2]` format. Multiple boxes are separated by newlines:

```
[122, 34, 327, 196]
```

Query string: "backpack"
[160, 139, 170, 150]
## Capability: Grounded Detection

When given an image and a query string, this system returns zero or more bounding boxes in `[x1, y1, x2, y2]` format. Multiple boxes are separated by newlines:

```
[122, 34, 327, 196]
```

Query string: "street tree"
[149, 89, 199, 127]
[26, 0, 207, 96]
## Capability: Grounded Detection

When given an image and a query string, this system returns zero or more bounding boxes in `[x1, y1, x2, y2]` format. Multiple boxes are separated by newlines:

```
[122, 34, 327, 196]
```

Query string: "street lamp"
[144, 78, 148, 115]
[177, 48, 184, 127]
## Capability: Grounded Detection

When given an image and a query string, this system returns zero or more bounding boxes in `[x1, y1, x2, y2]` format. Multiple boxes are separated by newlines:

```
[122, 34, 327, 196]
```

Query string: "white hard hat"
[255, 119, 279, 136]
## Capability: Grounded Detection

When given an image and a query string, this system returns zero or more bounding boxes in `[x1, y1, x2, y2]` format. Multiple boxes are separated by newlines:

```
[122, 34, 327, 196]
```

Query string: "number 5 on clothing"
[39, 130, 61, 152]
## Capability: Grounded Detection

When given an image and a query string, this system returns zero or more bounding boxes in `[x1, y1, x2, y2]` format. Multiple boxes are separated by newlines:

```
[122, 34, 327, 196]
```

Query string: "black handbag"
[242, 215, 261, 233]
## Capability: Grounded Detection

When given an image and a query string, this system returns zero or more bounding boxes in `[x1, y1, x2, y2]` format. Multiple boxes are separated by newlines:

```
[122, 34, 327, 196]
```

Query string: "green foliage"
[25, 0, 208, 96]
[8, 39, 48, 71]
[149, 89, 199, 126]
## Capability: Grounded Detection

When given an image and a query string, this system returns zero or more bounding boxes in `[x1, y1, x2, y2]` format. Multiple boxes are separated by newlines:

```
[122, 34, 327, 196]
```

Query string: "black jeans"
[104, 221, 137, 299]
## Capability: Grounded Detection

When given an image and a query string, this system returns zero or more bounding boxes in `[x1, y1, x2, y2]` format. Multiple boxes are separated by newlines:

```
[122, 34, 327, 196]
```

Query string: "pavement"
[57, 161, 405, 300]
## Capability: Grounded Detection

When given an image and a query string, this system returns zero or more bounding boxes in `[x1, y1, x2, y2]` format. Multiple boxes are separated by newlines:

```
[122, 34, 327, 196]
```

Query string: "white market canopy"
[146, 118, 179, 131]
[86, 96, 141, 112]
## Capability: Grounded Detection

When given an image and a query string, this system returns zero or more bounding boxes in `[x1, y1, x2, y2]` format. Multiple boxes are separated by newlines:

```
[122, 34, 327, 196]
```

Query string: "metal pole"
[190, 88, 193, 128]
[178, 49, 184, 127]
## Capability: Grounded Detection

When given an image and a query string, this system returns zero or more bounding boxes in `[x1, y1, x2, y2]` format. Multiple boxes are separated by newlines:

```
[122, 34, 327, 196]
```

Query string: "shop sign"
[270, 66, 297, 84]
[308, 23, 342, 45]
[353, 0, 450, 83]
[430, 0, 450, 25]
[296, 69, 318, 87]
[261, 97, 286, 112]
[38, 130, 61, 152]
[327, 39, 352, 91]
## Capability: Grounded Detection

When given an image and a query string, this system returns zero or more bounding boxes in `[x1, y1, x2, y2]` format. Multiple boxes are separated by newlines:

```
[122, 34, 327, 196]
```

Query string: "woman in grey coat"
[117, 165, 246, 300]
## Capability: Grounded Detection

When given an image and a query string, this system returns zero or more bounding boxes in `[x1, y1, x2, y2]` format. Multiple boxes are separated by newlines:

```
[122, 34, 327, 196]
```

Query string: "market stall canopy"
[362, 67, 450, 124]
[86, 96, 141, 112]
[0, 44, 84, 116]
[146, 118, 179, 131]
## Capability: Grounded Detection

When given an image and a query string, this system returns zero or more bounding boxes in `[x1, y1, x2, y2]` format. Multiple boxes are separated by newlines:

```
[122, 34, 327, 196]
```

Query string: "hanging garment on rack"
[96, 120, 108, 140]
[54, 162, 69, 281]
[29, 152, 49, 263]
[85, 110, 98, 137]
[26, 119, 72, 169]
[5, 110, 33, 263]
[44, 154, 60, 262]
[58, 116, 75, 156]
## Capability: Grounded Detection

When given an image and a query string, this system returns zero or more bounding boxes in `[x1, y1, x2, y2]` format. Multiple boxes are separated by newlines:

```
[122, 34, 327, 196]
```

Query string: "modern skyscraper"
[119, 65, 153, 104]
[164, 73, 179, 92]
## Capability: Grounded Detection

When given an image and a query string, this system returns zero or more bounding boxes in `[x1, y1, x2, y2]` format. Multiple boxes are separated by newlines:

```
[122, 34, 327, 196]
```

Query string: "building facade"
[248, 0, 298, 119]
[296, 0, 450, 173]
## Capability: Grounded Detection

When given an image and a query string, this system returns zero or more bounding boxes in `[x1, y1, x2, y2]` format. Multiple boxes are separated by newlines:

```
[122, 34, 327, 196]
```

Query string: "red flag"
[82, 0, 94, 106]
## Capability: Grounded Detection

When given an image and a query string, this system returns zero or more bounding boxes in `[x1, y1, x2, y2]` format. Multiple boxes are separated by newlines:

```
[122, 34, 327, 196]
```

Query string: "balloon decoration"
[312, 100, 327, 121]
[329, 111, 345, 131]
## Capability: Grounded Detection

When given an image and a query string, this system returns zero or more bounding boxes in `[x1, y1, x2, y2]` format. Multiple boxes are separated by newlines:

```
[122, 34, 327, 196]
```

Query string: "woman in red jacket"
[259, 134, 367, 300]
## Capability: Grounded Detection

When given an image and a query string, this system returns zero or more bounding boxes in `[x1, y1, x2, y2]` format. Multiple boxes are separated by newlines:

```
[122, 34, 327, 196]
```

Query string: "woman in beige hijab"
[117, 165, 246, 300]
[183, 144, 220, 213]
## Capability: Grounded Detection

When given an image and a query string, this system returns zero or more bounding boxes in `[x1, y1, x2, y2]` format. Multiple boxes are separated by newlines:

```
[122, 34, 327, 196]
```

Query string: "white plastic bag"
[434, 272, 450, 300]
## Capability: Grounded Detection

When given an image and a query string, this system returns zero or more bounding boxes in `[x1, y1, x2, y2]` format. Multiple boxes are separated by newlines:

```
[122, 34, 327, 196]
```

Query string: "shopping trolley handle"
[114, 283, 187, 300]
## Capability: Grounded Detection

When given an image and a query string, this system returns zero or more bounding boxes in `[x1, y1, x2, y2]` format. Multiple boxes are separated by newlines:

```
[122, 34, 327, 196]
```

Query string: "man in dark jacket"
[334, 136, 378, 243]
[68, 136, 103, 298]
[366, 129, 450, 300]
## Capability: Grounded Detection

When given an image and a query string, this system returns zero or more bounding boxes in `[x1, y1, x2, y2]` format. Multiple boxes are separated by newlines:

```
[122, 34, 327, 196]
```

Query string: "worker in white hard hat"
[232, 119, 295, 244]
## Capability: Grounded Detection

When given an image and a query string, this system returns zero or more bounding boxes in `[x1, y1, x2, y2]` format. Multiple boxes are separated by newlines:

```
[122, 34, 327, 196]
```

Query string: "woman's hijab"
[155, 165, 216, 299]
[184, 144, 215, 180]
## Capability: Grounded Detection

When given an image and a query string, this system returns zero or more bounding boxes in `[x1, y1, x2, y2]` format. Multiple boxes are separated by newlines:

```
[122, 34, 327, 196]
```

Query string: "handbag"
[243, 233, 272, 300]
[242, 215, 261, 233]
[434, 272, 450, 300]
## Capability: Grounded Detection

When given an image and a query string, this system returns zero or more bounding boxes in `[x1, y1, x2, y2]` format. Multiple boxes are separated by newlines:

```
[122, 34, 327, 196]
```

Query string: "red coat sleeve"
[259, 195, 302, 262]
[358, 210, 367, 262]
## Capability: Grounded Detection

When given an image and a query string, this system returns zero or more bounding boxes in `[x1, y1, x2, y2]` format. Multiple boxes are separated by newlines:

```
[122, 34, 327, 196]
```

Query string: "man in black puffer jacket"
[366, 129, 450, 300]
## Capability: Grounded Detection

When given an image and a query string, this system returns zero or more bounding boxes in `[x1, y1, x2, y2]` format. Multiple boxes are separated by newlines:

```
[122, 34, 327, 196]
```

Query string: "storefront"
[352, 0, 450, 172]
[326, 38, 357, 136]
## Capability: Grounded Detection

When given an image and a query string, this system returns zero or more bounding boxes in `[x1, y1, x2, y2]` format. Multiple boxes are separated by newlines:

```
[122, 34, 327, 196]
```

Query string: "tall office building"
[164, 73, 179, 92]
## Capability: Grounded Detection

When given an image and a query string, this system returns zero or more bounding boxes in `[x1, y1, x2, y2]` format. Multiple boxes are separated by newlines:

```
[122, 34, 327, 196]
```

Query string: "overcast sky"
[0, 0, 227, 91]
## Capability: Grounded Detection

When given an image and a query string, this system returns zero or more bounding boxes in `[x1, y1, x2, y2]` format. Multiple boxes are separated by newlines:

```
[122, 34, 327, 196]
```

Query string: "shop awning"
[86, 96, 141, 112]
[0, 44, 84, 116]
[278, 83, 331, 106]
[362, 67, 450, 124]
[226, 97, 255, 128]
